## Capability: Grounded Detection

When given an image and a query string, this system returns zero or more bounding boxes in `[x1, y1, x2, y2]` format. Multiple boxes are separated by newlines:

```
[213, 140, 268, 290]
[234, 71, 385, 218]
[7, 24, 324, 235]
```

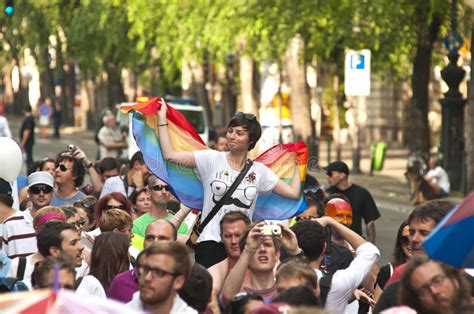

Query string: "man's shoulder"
[3, 212, 25, 224]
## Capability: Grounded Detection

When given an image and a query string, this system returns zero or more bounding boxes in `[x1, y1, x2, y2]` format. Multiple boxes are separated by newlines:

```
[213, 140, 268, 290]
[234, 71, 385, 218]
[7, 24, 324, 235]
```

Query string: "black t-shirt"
[19, 116, 35, 146]
[326, 184, 380, 236]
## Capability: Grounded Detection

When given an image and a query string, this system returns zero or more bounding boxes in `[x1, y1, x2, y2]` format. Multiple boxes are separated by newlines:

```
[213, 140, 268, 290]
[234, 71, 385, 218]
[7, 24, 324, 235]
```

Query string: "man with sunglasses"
[127, 241, 196, 313]
[132, 176, 188, 244]
[324, 161, 380, 244]
[23, 172, 54, 228]
[51, 154, 86, 207]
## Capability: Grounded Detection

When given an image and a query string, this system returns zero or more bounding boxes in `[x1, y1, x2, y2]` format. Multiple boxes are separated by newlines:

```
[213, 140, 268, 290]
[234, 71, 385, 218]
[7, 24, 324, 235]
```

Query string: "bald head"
[144, 219, 177, 249]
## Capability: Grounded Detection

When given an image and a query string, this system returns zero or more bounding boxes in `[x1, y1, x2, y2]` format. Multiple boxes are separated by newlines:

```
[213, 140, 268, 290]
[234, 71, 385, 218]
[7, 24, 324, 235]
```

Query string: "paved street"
[7, 114, 462, 265]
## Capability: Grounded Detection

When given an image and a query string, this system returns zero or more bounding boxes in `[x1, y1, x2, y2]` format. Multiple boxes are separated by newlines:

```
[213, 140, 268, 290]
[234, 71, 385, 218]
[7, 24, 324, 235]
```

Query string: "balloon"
[0, 137, 23, 182]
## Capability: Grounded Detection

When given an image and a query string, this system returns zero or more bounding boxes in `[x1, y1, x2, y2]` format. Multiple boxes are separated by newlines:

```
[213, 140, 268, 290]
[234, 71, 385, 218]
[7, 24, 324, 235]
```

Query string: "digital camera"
[67, 144, 77, 152]
[262, 225, 282, 237]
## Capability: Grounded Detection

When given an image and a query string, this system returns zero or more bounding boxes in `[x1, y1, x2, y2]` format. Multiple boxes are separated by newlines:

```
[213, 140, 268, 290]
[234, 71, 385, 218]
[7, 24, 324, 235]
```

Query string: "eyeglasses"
[400, 235, 410, 246]
[416, 275, 447, 297]
[74, 200, 94, 210]
[151, 185, 170, 192]
[137, 264, 178, 278]
[74, 220, 86, 228]
[56, 164, 69, 172]
[235, 111, 256, 121]
[104, 204, 126, 210]
[30, 185, 53, 195]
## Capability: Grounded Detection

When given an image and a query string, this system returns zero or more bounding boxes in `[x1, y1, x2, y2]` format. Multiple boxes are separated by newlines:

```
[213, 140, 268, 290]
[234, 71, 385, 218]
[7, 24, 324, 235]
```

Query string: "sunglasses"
[56, 164, 69, 172]
[303, 187, 321, 195]
[400, 235, 410, 246]
[104, 204, 126, 210]
[74, 200, 94, 210]
[30, 185, 53, 195]
[235, 111, 256, 121]
[296, 216, 317, 222]
[74, 220, 86, 228]
[151, 185, 170, 192]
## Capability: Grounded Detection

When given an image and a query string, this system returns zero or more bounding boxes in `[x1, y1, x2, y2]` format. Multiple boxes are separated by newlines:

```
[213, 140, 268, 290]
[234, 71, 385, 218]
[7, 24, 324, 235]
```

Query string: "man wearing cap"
[1, 179, 36, 258]
[23, 172, 54, 228]
[324, 161, 380, 244]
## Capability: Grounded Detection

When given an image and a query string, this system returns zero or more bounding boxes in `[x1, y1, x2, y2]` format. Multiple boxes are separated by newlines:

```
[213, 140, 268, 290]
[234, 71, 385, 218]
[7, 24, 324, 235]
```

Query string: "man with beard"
[208, 211, 251, 297]
[400, 256, 471, 314]
[127, 241, 196, 313]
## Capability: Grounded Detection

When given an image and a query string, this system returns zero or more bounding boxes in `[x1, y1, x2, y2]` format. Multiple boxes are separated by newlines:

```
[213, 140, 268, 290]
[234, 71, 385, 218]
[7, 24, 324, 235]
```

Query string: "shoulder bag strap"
[17, 257, 26, 281]
[197, 159, 253, 234]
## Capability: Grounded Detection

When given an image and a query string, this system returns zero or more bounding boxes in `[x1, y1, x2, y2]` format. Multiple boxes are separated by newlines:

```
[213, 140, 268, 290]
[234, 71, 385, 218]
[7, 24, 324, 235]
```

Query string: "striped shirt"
[2, 213, 37, 258]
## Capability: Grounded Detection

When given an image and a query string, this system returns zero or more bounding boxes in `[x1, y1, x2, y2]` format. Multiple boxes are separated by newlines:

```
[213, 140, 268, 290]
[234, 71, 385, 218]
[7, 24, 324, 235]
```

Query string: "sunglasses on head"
[56, 164, 68, 172]
[235, 111, 256, 121]
[400, 235, 410, 246]
[74, 220, 86, 228]
[30, 185, 53, 195]
[104, 204, 126, 210]
[151, 185, 170, 192]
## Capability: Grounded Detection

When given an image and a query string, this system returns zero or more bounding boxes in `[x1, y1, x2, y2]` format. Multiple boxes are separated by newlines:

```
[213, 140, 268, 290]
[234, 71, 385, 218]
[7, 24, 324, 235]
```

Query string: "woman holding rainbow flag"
[156, 99, 303, 267]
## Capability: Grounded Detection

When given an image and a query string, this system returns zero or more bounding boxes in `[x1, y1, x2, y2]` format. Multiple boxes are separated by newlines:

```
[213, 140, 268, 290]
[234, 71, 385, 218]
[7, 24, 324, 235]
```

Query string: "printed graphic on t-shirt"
[210, 170, 258, 210]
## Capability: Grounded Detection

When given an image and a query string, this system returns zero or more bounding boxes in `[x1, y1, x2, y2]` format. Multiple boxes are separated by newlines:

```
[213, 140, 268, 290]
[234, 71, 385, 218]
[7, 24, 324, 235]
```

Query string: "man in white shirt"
[127, 241, 196, 314]
[23, 172, 54, 227]
[425, 157, 450, 197]
[292, 217, 380, 314]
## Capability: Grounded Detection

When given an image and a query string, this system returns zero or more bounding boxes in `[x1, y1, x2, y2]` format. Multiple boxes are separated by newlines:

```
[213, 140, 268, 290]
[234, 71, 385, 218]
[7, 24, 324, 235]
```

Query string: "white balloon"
[0, 137, 23, 182]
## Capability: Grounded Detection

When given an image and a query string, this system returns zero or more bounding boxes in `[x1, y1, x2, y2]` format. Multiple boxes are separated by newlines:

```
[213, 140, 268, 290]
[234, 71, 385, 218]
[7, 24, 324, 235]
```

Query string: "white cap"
[28, 171, 54, 188]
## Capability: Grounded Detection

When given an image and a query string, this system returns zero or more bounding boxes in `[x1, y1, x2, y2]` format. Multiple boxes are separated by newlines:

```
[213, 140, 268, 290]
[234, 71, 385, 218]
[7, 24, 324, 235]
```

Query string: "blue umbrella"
[423, 192, 474, 268]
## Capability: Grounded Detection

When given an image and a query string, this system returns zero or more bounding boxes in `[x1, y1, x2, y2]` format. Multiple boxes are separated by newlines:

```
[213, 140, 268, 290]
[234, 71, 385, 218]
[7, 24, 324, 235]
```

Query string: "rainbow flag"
[121, 97, 307, 220]
[423, 192, 474, 268]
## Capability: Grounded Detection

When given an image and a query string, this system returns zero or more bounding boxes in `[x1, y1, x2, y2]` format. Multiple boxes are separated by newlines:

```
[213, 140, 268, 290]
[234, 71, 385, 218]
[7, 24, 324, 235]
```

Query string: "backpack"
[0, 277, 28, 293]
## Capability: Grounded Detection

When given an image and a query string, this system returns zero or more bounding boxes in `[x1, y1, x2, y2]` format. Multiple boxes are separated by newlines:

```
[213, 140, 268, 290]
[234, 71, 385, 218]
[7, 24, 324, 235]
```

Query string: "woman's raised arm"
[157, 99, 196, 168]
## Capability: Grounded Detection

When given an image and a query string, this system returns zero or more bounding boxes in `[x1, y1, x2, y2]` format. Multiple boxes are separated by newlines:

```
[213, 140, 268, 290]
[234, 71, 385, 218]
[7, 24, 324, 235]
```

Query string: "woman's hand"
[157, 98, 168, 122]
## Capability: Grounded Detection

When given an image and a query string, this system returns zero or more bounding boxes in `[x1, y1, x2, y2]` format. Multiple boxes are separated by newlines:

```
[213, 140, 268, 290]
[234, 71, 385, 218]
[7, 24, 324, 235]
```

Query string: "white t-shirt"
[7, 255, 35, 290]
[426, 166, 450, 192]
[76, 275, 106, 298]
[100, 176, 136, 199]
[194, 150, 279, 242]
[324, 242, 380, 314]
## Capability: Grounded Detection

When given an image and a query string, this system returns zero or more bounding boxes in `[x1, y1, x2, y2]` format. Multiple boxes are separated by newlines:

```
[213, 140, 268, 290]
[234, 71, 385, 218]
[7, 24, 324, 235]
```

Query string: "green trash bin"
[370, 142, 387, 173]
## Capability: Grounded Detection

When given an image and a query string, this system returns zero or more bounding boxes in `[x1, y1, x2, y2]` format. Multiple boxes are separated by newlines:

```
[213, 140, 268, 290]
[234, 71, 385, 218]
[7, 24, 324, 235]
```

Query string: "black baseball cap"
[0, 178, 12, 196]
[323, 161, 350, 175]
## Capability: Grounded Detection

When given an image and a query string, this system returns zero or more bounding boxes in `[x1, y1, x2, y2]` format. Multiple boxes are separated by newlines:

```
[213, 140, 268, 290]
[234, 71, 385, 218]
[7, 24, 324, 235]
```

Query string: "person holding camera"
[220, 221, 302, 307]
[157, 102, 302, 268]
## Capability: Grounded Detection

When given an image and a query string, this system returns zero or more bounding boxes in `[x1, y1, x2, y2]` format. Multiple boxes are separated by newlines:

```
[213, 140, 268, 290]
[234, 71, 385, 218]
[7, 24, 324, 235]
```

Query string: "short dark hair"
[224, 293, 263, 314]
[31, 255, 76, 289]
[273, 286, 320, 307]
[400, 256, 471, 313]
[179, 263, 213, 312]
[37, 222, 77, 257]
[291, 220, 325, 262]
[227, 113, 262, 151]
[56, 154, 86, 187]
[129, 151, 145, 169]
[408, 199, 455, 226]
[24, 105, 32, 113]
[142, 241, 192, 280]
[220, 211, 251, 235]
[99, 157, 119, 174]
[0, 194, 13, 207]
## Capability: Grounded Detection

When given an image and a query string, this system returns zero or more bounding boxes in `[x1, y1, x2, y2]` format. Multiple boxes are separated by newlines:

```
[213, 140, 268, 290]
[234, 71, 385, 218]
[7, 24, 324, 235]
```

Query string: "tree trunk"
[406, 11, 442, 158]
[239, 55, 258, 115]
[285, 35, 313, 142]
[222, 59, 237, 124]
[104, 62, 126, 110]
[190, 60, 212, 124]
[330, 64, 342, 161]
[466, 21, 474, 193]
[13, 56, 30, 113]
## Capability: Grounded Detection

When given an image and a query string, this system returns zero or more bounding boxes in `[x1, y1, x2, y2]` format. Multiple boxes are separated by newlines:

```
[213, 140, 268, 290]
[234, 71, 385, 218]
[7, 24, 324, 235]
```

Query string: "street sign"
[344, 49, 371, 96]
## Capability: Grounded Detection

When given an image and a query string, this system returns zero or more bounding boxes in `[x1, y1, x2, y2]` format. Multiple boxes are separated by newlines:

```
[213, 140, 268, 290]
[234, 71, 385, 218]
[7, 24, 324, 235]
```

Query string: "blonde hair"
[99, 208, 133, 232]
[33, 206, 66, 231]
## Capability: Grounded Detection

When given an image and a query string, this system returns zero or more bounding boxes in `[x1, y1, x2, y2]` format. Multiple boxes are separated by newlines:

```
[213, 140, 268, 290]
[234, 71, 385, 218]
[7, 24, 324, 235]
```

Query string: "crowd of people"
[0, 106, 471, 314]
